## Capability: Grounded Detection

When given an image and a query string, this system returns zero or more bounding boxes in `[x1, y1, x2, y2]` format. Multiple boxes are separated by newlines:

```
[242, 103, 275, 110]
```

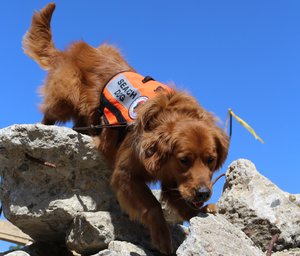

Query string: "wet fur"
[23, 3, 229, 254]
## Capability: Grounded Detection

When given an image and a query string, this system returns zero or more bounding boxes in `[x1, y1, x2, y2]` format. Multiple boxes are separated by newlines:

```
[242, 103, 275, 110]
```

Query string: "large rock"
[0, 124, 182, 253]
[217, 159, 300, 251]
[66, 211, 187, 255]
[2, 242, 73, 256]
[66, 212, 116, 254]
[176, 214, 264, 256]
[92, 241, 153, 256]
[0, 124, 114, 241]
[273, 248, 300, 256]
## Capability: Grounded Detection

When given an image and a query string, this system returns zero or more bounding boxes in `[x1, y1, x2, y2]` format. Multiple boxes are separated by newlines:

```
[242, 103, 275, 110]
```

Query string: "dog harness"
[98, 71, 172, 125]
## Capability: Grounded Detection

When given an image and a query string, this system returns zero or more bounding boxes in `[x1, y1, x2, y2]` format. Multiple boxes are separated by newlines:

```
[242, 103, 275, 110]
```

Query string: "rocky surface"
[0, 124, 114, 242]
[176, 214, 263, 256]
[285, 193, 300, 208]
[2, 242, 72, 256]
[217, 159, 300, 251]
[66, 211, 187, 255]
[273, 248, 300, 256]
[0, 124, 299, 255]
[91, 241, 153, 256]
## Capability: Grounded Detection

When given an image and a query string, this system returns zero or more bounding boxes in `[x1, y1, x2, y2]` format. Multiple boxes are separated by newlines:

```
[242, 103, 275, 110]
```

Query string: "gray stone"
[176, 214, 264, 256]
[217, 159, 300, 251]
[285, 193, 300, 208]
[93, 249, 118, 256]
[92, 240, 153, 256]
[3, 252, 30, 256]
[151, 190, 182, 224]
[273, 248, 300, 256]
[0, 124, 114, 242]
[106, 241, 152, 256]
[2, 242, 73, 256]
[0, 125, 183, 245]
[66, 210, 188, 255]
[66, 212, 115, 255]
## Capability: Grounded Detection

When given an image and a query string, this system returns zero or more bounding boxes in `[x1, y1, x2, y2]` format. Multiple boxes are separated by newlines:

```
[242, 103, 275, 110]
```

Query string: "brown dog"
[23, 3, 229, 254]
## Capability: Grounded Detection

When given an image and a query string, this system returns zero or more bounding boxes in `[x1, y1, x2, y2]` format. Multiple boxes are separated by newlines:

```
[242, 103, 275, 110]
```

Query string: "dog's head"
[134, 91, 229, 206]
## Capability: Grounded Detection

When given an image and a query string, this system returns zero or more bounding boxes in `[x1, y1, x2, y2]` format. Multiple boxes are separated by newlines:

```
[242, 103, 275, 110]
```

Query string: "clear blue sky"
[1, 0, 299, 252]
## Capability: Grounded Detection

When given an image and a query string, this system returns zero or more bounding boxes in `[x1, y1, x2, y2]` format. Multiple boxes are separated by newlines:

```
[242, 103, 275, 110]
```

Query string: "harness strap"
[100, 93, 127, 124]
[73, 123, 128, 133]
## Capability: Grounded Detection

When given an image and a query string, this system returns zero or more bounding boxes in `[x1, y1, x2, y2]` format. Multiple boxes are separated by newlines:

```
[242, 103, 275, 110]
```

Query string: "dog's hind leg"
[41, 114, 56, 125]
[38, 59, 82, 125]
[39, 98, 75, 125]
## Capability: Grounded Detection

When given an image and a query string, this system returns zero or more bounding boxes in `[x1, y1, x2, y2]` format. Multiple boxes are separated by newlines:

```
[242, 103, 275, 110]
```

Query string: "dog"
[23, 3, 229, 254]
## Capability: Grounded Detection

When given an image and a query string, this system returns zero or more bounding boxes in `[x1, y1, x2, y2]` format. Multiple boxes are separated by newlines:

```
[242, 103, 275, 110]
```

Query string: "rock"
[2, 242, 73, 256]
[285, 193, 300, 208]
[152, 190, 182, 224]
[217, 159, 300, 251]
[92, 249, 118, 256]
[66, 210, 188, 255]
[3, 252, 30, 256]
[176, 214, 264, 256]
[93, 241, 153, 256]
[0, 124, 114, 241]
[0, 124, 184, 254]
[3, 251, 30, 256]
[66, 212, 117, 255]
[273, 248, 300, 256]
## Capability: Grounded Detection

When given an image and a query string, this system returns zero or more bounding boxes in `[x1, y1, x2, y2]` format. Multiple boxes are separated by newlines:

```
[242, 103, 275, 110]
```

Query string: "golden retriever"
[23, 3, 229, 254]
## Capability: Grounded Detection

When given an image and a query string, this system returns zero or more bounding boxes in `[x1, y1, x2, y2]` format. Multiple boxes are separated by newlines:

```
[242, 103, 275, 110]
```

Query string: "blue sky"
[1, 0, 299, 252]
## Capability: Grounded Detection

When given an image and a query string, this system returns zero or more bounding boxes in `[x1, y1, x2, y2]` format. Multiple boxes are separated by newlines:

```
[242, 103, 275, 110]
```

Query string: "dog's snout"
[195, 186, 211, 202]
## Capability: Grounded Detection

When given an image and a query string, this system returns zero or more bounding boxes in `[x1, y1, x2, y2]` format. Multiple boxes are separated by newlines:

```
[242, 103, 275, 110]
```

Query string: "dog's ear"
[132, 93, 172, 175]
[143, 141, 163, 174]
[214, 127, 230, 170]
[140, 133, 173, 175]
[135, 93, 170, 132]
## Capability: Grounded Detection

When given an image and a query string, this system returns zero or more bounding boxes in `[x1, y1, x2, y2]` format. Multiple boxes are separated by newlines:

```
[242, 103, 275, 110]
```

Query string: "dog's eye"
[179, 157, 191, 167]
[207, 157, 215, 165]
[145, 145, 156, 158]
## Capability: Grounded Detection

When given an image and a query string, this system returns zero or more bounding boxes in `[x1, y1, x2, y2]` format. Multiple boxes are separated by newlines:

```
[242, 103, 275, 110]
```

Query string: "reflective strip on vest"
[99, 72, 172, 125]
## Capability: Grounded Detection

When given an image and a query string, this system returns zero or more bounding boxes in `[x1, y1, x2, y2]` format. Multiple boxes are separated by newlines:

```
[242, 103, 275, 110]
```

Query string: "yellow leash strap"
[226, 108, 265, 144]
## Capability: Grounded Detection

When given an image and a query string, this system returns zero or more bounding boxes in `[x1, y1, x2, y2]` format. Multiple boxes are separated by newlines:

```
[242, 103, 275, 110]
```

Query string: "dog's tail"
[23, 3, 59, 70]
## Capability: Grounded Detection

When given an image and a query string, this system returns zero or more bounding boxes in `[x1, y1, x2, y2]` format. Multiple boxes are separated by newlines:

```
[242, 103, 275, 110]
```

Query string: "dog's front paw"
[199, 203, 217, 215]
[150, 223, 173, 255]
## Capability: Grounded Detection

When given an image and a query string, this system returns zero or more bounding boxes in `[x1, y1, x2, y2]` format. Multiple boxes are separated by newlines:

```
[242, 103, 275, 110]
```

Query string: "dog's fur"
[23, 3, 229, 254]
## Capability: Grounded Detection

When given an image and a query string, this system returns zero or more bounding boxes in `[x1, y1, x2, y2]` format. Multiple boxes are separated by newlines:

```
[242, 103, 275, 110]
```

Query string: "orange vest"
[99, 72, 172, 125]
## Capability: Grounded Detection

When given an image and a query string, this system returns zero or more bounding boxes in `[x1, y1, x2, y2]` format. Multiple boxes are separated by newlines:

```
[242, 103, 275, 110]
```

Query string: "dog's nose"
[195, 186, 211, 202]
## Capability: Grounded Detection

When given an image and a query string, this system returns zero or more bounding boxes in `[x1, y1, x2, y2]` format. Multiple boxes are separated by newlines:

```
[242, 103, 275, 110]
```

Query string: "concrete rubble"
[0, 125, 299, 255]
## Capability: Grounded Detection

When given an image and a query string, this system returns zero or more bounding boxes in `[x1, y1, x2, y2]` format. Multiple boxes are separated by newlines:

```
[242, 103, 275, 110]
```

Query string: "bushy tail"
[22, 3, 59, 70]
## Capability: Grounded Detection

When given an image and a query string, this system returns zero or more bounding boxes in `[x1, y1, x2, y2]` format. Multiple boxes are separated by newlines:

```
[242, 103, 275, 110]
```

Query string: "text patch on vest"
[106, 74, 141, 110]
